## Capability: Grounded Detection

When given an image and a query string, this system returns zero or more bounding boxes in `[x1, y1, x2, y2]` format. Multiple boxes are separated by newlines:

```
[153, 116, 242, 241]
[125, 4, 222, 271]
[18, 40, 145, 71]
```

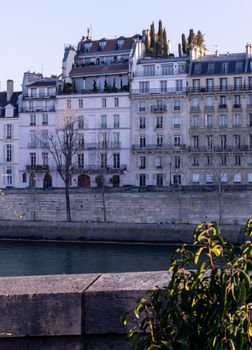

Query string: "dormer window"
[194, 63, 201, 75]
[84, 42, 92, 52]
[235, 61, 243, 73]
[99, 40, 106, 50]
[221, 62, 229, 74]
[117, 38, 124, 49]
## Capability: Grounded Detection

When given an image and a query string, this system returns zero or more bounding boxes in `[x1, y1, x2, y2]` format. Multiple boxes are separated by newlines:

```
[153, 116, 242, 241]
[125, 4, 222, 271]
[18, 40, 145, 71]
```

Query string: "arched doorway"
[43, 173, 52, 188]
[29, 173, 36, 188]
[78, 174, 90, 187]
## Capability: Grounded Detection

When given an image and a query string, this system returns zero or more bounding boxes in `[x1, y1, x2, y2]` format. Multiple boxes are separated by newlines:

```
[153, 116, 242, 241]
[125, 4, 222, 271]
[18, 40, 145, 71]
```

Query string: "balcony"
[151, 105, 167, 113]
[20, 106, 55, 113]
[23, 93, 56, 99]
[190, 106, 200, 112]
[233, 104, 242, 110]
[71, 164, 127, 174]
[188, 145, 251, 153]
[188, 85, 252, 93]
[26, 165, 49, 172]
[204, 106, 215, 111]
[218, 104, 227, 109]
[81, 142, 122, 150]
[132, 144, 187, 151]
[131, 87, 187, 95]
[174, 106, 180, 111]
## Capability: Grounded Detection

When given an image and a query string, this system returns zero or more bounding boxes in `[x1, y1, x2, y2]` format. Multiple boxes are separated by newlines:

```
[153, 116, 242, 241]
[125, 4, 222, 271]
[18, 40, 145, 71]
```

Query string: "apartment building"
[0, 80, 21, 188]
[188, 44, 252, 185]
[130, 56, 189, 186]
[19, 72, 59, 188]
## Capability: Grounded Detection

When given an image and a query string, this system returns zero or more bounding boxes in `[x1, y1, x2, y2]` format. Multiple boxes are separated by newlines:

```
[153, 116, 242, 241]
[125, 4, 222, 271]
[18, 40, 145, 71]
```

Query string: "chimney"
[246, 43, 252, 58]
[7, 79, 14, 101]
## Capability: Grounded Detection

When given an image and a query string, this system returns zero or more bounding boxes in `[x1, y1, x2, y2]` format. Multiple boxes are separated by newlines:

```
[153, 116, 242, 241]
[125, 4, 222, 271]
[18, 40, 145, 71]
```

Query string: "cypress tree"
[196, 30, 204, 47]
[181, 33, 187, 54]
[144, 29, 150, 52]
[188, 29, 195, 47]
[163, 28, 169, 57]
[150, 22, 156, 51]
[158, 20, 163, 44]
[178, 43, 182, 58]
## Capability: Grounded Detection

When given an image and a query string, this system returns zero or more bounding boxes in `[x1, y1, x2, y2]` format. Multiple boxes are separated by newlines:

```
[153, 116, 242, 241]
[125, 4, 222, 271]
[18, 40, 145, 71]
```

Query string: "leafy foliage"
[180, 28, 205, 55]
[145, 20, 169, 58]
[125, 220, 252, 349]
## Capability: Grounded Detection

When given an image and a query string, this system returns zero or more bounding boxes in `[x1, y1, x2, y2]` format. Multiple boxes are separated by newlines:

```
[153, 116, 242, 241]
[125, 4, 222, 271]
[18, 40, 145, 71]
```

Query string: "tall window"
[206, 135, 213, 150]
[156, 174, 163, 186]
[139, 100, 146, 112]
[205, 114, 213, 128]
[156, 116, 163, 129]
[78, 99, 83, 108]
[113, 153, 120, 169]
[42, 130, 48, 147]
[6, 144, 12, 162]
[78, 116, 84, 129]
[113, 132, 120, 148]
[6, 167, 12, 186]
[101, 115, 107, 128]
[175, 80, 183, 92]
[206, 78, 214, 91]
[139, 81, 150, 93]
[30, 114, 36, 126]
[6, 124, 12, 139]
[143, 65, 155, 76]
[157, 134, 163, 147]
[42, 113, 48, 125]
[219, 114, 227, 128]
[174, 135, 181, 147]
[100, 153, 107, 168]
[233, 114, 241, 128]
[66, 99, 71, 109]
[78, 154, 84, 168]
[139, 116, 146, 129]
[160, 80, 167, 92]
[220, 78, 227, 91]
[139, 156, 146, 169]
[173, 115, 181, 128]
[233, 134, 241, 149]
[113, 115, 120, 128]
[174, 155, 180, 169]
[161, 65, 173, 75]
[114, 97, 119, 107]
[30, 152, 36, 167]
[192, 79, 200, 92]
[192, 135, 199, 149]
[78, 133, 85, 148]
[192, 115, 199, 129]
[234, 77, 242, 90]
[42, 152, 48, 166]
[220, 135, 227, 150]
[139, 174, 146, 187]
[102, 98, 106, 108]
[140, 135, 146, 148]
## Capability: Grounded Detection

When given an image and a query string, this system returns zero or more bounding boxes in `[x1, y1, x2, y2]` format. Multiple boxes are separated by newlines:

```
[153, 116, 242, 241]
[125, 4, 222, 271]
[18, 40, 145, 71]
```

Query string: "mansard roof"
[28, 80, 57, 87]
[190, 53, 248, 76]
[0, 91, 21, 117]
[77, 35, 140, 55]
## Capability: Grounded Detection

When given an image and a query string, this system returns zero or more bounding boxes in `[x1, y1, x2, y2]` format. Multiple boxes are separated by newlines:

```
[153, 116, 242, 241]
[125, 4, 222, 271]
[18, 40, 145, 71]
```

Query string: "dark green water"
[0, 240, 180, 277]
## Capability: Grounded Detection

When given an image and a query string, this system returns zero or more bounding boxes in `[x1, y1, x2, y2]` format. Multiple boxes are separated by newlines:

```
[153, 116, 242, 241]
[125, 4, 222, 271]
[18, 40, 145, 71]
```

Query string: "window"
[78, 99, 83, 108]
[174, 100, 181, 110]
[219, 114, 227, 128]
[78, 116, 84, 129]
[207, 155, 213, 166]
[220, 135, 227, 150]
[206, 96, 214, 108]
[248, 95, 252, 107]
[6, 144, 12, 162]
[42, 114, 48, 125]
[205, 114, 213, 128]
[192, 97, 200, 109]
[139, 174, 146, 187]
[30, 152, 36, 167]
[22, 173, 27, 183]
[234, 173, 241, 183]
[139, 156, 146, 169]
[221, 155, 227, 166]
[157, 134, 163, 147]
[31, 88, 37, 98]
[192, 173, 200, 184]
[207, 64, 215, 74]
[173, 174, 181, 185]
[78, 133, 85, 148]
[66, 99, 71, 109]
[100, 133, 108, 148]
[156, 156, 162, 169]
[206, 174, 213, 184]
[173, 115, 181, 128]
[139, 116, 146, 129]
[6, 124, 12, 139]
[162, 65, 173, 75]
[113, 153, 120, 169]
[113, 115, 119, 128]
[156, 174, 163, 186]
[221, 62, 229, 74]
[175, 80, 183, 92]
[206, 135, 213, 150]
[192, 115, 199, 129]
[114, 97, 119, 107]
[234, 77, 242, 90]
[139, 81, 150, 93]
[235, 155, 241, 166]
[192, 135, 199, 149]
[101, 115, 107, 129]
[233, 114, 241, 128]
[220, 78, 227, 91]
[248, 113, 252, 127]
[42, 152, 48, 166]
[221, 174, 227, 183]
[42, 130, 48, 147]
[174, 155, 180, 169]
[192, 155, 199, 167]
[156, 116, 163, 129]
[235, 62, 243, 73]
[194, 64, 201, 75]
[30, 114, 36, 126]
[6, 167, 12, 186]
[139, 100, 146, 112]
[233, 95, 241, 107]
[248, 173, 252, 183]
[160, 80, 167, 92]
[174, 135, 181, 147]
[100, 153, 107, 168]
[143, 65, 155, 76]
[140, 135, 146, 148]
[102, 98, 106, 108]
[78, 154, 84, 168]
[220, 95, 227, 107]
[192, 79, 200, 92]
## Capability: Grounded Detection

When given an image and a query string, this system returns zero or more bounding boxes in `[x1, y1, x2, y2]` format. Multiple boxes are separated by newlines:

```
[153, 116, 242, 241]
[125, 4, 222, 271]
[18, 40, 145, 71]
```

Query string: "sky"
[1, 0, 252, 91]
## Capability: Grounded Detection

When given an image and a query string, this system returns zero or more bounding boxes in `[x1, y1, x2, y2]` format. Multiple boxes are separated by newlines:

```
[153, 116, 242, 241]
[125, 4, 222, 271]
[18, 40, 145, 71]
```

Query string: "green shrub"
[125, 219, 252, 349]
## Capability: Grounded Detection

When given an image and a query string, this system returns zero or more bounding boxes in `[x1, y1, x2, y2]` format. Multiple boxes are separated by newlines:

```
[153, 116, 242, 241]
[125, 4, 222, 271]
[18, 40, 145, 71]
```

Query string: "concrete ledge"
[0, 272, 169, 349]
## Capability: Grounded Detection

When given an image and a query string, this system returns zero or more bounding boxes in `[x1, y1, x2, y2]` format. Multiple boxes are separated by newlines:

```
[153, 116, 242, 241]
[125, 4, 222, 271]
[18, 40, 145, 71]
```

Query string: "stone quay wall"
[0, 188, 251, 225]
[0, 272, 169, 350]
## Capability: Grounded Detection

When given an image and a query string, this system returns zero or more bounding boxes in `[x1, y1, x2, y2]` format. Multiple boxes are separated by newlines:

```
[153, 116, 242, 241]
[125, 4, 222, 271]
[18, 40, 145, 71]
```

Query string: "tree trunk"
[102, 181, 107, 223]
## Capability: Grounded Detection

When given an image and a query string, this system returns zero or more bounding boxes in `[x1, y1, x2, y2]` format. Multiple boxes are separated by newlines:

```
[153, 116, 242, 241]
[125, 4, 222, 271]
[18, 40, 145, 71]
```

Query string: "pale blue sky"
[1, 0, 251, 90]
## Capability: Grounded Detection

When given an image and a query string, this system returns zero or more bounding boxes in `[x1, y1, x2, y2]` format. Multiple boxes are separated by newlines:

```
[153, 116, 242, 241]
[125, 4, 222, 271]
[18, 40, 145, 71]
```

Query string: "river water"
[0, 240, 180, 277]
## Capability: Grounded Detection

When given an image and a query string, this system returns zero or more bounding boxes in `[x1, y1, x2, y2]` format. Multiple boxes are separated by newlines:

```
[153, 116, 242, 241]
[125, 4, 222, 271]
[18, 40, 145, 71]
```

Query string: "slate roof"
[190, 53, 248, 76]
[0, 91, 21, 117]
[70, 64, 128, 78]
[28, 80, 57, 87]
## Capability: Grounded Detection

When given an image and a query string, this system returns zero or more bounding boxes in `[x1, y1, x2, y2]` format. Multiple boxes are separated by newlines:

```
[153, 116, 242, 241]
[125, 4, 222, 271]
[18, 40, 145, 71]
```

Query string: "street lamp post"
[169, 162, 172, 186]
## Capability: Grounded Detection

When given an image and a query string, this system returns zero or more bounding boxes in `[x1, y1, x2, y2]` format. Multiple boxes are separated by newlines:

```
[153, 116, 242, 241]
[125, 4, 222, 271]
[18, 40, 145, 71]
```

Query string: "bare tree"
[42, 110, 81, 221]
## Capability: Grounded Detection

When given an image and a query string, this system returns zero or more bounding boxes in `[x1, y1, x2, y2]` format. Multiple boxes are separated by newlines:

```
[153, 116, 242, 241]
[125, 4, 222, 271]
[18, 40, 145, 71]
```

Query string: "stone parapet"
[0, 272, 169, 349]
